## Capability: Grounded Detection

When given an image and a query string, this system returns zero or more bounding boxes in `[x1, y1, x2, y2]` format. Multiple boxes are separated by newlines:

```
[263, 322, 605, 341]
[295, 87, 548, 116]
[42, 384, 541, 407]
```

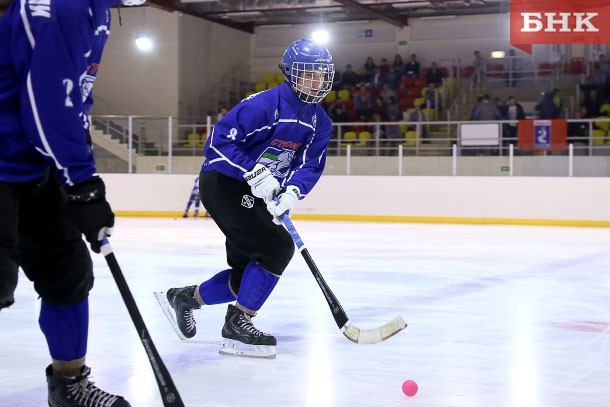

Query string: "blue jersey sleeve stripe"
[26, 73, 73, 185]
[208, 130, 249, 173]
[19, 0, 35, 48]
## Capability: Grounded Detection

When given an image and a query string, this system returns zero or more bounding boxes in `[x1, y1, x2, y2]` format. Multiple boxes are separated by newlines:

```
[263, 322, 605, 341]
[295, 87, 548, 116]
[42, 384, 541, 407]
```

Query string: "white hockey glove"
[243, 163, 280, 203]
[267, 185, 300, 225]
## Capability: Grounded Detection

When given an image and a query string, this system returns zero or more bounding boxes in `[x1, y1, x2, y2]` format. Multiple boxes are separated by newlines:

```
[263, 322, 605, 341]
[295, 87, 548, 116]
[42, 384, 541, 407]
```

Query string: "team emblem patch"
[241, 195, 255, 209]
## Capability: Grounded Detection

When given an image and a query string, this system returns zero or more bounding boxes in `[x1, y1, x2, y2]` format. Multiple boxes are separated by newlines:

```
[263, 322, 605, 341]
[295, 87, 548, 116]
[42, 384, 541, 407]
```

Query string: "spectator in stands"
[424, 83, 441, 110]
[592, 66, 607, 87]
[568, 104, 591, 145]
[363, 56, 376, 82]
[386, 96, 400, 120]
[502, 96, 525, 147]
[470, 95, 483, 120]
[580, 76, 599, 100]
[392, 54, 404, 74]
[355, 93, 373, 120]
[404, 54, 420, 78]
[385, 114, 401, 152]
[379, 58, 391, 74]
[598, 54, 610, 78]
[583, 88, 602, 117]
[426, 62, 444, 87]
[535, 92, 560, 119]
[503, 49, 521, 87]
[379, 83, 397, 104]
[409, 104, 427, 138]
[472, 50, 487, 86]
[353, 83, 371, 109]
[217, 106, 228, 122]
[493, 96, 504, 113]
[329, 99, 348, 123]
[473, 94, 502, 121]
[371, 67, 389, 90]
[342, 64, 361, 87]
[371, 96, 388, 120]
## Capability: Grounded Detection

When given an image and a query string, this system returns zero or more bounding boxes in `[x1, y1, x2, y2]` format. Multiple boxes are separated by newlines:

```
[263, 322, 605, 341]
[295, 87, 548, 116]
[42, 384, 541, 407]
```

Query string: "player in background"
[0, 1, 146, 406]
[159, 38, 335, 359]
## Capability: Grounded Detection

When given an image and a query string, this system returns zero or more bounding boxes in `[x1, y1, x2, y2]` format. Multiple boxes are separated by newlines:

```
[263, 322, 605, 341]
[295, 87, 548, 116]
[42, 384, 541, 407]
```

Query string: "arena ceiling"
[148, 0, 510, 33]
[0, 1, 510, 32]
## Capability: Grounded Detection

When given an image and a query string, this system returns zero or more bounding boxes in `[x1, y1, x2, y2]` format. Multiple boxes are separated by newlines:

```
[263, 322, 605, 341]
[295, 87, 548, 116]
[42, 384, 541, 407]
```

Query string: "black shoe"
[222, 304, 276, 346]
[47, 365, 130, 407]
[220, 304, 277, 358]
[166, 285, 201, 339]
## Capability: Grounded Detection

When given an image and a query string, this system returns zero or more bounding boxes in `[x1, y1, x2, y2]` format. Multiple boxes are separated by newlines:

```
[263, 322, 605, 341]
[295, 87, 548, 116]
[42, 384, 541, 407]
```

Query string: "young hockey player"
[159, 38, 335, 359]
[0, 1, 146, 405]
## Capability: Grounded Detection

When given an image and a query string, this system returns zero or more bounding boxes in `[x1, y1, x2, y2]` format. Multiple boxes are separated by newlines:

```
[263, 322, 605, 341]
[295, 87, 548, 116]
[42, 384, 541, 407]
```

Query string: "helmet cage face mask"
[280, 39, 335, 104]
[289, 62, 335, 104]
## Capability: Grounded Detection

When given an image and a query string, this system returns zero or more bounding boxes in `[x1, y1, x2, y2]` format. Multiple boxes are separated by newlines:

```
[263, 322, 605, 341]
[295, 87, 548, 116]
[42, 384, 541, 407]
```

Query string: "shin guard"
[236, 261, 279, 312]
[39, 298, 88, 361]
[199, 269, 236, 305]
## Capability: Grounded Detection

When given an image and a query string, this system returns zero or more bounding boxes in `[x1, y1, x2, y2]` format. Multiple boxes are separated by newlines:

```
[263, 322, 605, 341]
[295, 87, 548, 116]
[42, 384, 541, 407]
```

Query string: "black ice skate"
[46, 365, 130, 407]
[154, 285, 200, 340]
[219, 304, 277, 359]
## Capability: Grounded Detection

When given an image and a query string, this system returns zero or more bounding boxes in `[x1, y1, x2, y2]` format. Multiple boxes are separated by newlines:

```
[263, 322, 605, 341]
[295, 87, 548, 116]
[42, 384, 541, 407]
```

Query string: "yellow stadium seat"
[197, 133, 207, 148]
[263, 72, 276, 85]
[276, 72, 285, 83]
[356, 131, 372, 146]
[255, 82, 267, 92]
[341, 131, 357, 146]
[422, 108, 437, 121]
[267, 82, 279, 89]
[599, 104, 610, 116]
[592, 129, 606, 145]
[324, 90, 337, 103]
[184, 133, 200, 148]
[338, 89, 350, 102]
[403, 130, 417, 146]
[414, 97, 425, 107]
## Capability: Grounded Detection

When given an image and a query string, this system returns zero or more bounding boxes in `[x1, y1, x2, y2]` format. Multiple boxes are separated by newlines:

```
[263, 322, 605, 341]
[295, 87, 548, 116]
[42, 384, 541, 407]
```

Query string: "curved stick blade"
[342, 316, 407, 344]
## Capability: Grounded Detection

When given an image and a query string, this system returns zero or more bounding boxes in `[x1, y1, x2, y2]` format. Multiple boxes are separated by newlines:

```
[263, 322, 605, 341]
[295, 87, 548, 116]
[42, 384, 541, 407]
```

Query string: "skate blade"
[153, 291, 188, 341]
[219, 338, 276, 359]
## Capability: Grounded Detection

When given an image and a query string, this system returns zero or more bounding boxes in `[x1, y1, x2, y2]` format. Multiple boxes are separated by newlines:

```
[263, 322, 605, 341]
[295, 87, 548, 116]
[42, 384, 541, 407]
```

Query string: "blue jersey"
[201, 82, 332, 198]
[0, 0, 118, 186]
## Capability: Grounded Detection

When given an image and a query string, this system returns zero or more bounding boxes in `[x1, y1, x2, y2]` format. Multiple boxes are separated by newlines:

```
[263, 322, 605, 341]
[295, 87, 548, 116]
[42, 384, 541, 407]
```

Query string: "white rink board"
[103, 174, 610, 221]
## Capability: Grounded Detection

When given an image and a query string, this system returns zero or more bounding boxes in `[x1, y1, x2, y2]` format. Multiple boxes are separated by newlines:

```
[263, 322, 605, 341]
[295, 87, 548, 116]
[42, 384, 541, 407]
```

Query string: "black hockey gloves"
[65, 176, 115, 253]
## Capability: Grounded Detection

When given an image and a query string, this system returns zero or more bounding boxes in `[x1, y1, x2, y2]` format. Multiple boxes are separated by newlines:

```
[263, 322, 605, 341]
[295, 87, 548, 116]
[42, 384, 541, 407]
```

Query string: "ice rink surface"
[1, 217, 610, 407]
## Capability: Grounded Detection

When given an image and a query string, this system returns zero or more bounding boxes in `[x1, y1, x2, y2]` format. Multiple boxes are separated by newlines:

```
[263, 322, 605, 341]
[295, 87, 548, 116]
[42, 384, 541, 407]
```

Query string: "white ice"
[1, 218, 610, 407]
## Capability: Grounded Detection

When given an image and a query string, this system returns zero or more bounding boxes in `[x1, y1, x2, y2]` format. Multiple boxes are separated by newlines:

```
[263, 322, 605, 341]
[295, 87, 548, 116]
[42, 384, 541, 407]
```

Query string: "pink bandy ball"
[402, 379, 418, 397]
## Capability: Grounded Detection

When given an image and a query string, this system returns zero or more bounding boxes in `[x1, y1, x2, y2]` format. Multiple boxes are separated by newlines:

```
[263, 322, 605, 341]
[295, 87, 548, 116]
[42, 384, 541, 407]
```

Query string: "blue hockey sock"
[236, 261, 279, 312]
[199, 269, 236, 305]
[39, 298, 88, 361]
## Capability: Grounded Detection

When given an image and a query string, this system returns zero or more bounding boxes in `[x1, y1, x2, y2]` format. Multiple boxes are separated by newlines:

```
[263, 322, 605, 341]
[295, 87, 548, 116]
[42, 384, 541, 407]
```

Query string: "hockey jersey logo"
[258, 147, 295, 178]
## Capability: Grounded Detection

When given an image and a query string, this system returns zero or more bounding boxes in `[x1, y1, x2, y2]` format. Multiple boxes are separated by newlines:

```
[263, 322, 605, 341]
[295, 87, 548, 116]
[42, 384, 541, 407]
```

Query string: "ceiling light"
[135, 33, 153, 51]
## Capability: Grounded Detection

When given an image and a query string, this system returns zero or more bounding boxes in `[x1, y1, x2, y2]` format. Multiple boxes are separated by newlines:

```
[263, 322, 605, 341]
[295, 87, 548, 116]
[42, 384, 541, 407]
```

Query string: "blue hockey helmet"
[279, 39, 335, 104]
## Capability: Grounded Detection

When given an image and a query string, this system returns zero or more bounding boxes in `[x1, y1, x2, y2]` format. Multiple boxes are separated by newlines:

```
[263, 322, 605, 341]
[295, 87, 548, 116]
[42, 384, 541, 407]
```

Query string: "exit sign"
[501, 166, 510, 172]
[156, 165, 165, 171]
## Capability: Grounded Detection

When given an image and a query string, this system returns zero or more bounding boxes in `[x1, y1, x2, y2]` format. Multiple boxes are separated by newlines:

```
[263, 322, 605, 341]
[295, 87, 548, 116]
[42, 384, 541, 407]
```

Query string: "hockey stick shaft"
[279, 212, 407, 344]
[280, 215, 349, 329]
[101, 239, 184, 407]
